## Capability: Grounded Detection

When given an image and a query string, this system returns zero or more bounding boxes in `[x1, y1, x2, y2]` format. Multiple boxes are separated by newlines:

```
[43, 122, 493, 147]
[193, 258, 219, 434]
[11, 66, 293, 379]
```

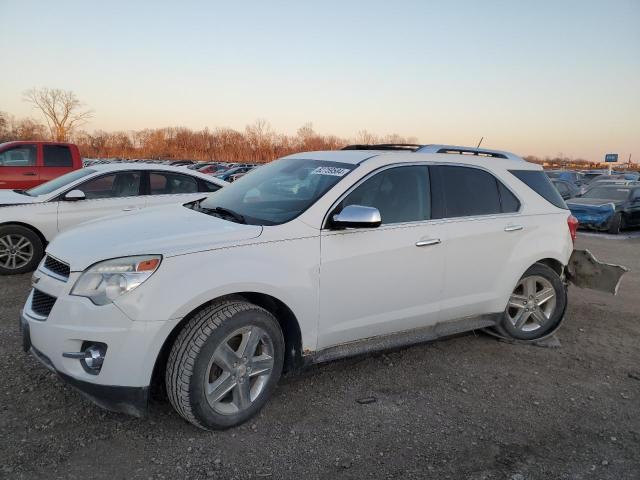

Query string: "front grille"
[43, 255, 70, 280]
[31, 289, 56, 318]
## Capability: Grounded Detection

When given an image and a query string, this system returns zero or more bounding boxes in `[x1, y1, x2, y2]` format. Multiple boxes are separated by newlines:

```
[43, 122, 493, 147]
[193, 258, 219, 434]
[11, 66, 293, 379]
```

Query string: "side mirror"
[331, 205, 381, 229]
[63, 189, 86, 201]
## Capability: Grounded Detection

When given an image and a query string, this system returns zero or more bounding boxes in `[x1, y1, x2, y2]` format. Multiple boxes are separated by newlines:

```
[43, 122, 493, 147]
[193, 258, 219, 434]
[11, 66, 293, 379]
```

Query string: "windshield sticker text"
[310, 167, 350, 177]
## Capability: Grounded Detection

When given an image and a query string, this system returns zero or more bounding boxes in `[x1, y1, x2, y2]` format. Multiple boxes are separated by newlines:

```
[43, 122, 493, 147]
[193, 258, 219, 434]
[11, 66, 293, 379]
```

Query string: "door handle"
[504, 224, 524, 232]
[122, 207, 138, 211]
[22, 172, 37, 176]
[415, 238, 441, 247]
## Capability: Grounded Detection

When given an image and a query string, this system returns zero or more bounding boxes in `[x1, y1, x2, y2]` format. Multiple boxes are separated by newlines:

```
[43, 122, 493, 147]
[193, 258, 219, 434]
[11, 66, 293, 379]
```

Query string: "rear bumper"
[566, 249, 629, 295]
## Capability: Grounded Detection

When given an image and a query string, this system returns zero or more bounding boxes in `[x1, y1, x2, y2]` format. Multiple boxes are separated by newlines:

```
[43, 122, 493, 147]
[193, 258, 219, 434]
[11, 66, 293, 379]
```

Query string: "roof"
[281, 150, 540, 170]
[84, 163, 228, 185]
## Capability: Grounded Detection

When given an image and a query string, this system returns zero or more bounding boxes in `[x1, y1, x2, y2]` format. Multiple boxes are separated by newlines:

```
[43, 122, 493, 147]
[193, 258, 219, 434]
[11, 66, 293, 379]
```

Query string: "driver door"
[57, 171, 146, 232]
[317, 165, 445, 349]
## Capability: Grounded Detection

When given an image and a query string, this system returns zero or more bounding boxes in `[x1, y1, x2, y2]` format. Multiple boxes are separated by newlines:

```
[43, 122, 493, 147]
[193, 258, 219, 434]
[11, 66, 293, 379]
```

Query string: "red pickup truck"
[0, 141, 83, 190]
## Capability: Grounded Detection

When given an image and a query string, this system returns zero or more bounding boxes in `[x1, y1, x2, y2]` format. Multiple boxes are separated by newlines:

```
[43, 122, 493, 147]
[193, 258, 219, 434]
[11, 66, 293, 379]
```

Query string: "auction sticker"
[310, 166, 350, 177]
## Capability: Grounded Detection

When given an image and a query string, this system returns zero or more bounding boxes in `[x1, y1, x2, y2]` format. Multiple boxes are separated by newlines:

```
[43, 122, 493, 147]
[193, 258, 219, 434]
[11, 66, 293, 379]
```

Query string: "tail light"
[567, 215, 579, 244]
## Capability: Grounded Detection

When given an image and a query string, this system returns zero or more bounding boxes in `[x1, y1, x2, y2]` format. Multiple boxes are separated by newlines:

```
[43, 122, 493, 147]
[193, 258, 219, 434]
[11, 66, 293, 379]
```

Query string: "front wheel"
[0, 225, 44, 275]
[607, 212, 622, 235]
[496, 263, 567, 340]
[166, 301, 284, 430]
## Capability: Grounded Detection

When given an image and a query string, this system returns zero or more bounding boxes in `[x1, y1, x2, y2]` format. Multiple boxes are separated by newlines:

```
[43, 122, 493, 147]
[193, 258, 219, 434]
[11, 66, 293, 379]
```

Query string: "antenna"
[476, 137, 484, 148]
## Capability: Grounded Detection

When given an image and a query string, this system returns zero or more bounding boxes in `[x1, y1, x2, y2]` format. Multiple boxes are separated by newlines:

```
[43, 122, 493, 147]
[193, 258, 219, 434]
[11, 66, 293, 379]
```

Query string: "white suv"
[20, 146, 617, 430]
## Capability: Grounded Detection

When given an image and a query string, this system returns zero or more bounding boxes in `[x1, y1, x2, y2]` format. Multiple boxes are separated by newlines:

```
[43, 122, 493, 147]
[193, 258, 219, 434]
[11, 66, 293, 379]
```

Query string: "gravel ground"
[1, 233, 639, 480]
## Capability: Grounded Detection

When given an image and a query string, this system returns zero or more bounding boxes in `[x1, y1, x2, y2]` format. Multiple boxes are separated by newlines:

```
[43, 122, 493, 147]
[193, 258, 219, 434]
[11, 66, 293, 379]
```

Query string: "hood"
[47, 204, 263, 271]
[567, 198, 623, 208]
[0, 189, 42, 206]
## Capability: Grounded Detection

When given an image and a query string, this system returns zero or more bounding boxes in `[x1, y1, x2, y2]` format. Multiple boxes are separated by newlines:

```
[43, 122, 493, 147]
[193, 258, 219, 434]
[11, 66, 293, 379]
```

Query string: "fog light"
[62, 342, 107, 375]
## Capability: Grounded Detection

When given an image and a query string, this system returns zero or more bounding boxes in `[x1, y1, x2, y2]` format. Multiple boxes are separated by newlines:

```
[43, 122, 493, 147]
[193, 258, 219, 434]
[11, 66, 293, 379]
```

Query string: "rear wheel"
[0, 225, 43, 275]
[607, 212, 622, 235]
[166, 301, 284, 430]
[496, 263, 566, 340]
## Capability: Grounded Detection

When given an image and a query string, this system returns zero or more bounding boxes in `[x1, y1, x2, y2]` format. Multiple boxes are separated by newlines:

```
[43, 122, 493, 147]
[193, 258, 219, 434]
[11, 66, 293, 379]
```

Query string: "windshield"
[582, 187, 631, 201]
[200, 158, 356, 225]
[26, 169, 96, 197]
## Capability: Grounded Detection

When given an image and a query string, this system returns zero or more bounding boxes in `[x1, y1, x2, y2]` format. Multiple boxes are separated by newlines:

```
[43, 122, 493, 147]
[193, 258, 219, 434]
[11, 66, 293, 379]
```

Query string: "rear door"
[431, 165, 523, 321]
[318, 165, 445, 349]
[41, 144, 75, 184]
[57, 171, 146, 231]
[0, 144, 39, 189]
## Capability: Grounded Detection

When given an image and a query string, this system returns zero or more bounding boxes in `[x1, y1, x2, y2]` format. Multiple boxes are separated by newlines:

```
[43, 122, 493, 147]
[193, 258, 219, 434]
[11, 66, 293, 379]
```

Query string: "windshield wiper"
[204, 206, 247, 224]
[13, 189, 31, 196]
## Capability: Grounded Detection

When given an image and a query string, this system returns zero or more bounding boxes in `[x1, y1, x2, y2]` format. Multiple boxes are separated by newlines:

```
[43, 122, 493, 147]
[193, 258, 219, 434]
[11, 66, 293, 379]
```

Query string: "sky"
[0, 0, 638, 161]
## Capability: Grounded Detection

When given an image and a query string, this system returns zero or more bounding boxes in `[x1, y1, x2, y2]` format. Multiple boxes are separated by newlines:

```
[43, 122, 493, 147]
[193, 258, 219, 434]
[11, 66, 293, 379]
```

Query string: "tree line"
[1, 111, 423, 162]
[1, 87, 604, 166]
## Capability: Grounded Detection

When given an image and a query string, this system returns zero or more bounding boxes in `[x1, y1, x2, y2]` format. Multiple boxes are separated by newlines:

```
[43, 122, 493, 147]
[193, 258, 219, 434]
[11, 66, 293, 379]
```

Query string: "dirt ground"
[1, 233, 638, 480]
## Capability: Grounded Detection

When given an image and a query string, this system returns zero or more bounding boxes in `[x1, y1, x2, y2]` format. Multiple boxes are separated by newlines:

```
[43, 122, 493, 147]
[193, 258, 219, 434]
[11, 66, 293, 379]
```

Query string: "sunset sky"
[1, 0, 638, 161]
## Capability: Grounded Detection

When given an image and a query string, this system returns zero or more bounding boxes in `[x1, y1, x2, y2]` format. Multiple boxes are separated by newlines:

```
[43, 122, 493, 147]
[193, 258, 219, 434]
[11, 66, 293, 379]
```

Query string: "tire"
[0, 225, 44, 275]
[607, 212, 622, 235]
[495, 263, 567, 341]
[166, 300, 284, 430]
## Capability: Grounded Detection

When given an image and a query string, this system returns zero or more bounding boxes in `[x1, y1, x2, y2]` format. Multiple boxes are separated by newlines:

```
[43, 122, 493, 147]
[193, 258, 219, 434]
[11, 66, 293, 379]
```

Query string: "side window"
[78, 172, 141, 199]
[43, 145, 73, 167]
[509, 170, 567, 209]
[340, 166, 430, 225]
[200, 180, 222, 193]
[498, 182, 521, 212]
[434, 166, 502, 218]
[0, 145, 37, 166]
[150, 172, 198, 195]
[555, 182, 568, 195]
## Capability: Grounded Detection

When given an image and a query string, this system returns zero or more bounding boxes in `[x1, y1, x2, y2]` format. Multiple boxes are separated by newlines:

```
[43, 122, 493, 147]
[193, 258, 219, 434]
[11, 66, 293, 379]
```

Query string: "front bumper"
[21, 308, 151, 416]
[568, 205, 615, 230]
[21, 268, 180, 417]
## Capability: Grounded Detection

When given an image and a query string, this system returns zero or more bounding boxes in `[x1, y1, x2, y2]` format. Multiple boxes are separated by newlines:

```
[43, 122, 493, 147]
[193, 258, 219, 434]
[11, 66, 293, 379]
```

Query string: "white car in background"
[0, 164, 227, 274]
[20, 145, 626, 430]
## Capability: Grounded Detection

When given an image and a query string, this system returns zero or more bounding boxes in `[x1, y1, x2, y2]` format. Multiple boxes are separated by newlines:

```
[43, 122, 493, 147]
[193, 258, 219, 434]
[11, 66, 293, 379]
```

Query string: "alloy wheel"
[0, 234, 34, 270]
[506, 275, 557, 333]
[204, 325, 275, 415]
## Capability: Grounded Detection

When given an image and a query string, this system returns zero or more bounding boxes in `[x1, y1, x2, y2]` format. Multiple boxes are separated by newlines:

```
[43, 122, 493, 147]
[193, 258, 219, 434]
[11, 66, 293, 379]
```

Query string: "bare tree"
[23, 87, 93, 142]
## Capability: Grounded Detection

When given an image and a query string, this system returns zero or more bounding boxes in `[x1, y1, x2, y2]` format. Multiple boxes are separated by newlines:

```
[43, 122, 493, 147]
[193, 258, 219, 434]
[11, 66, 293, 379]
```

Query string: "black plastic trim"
[27, 344, 149, 417]
[57, 371, 149, 417]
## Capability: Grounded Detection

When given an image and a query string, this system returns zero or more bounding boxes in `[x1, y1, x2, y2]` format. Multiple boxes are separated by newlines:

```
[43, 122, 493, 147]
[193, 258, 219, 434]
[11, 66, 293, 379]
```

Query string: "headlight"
[71, 255, 161, 305]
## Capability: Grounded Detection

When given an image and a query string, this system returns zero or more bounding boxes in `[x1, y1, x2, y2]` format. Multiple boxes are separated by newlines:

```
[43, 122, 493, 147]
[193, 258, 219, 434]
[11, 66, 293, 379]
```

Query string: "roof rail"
[340, 143, 522, 160]
[417, 144, 521, 160]
[341, 144, 422, 152]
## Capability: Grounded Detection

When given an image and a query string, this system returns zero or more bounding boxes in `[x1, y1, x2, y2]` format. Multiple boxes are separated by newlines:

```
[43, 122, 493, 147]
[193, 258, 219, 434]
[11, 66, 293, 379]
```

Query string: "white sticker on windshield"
[310, 166, 350, 177]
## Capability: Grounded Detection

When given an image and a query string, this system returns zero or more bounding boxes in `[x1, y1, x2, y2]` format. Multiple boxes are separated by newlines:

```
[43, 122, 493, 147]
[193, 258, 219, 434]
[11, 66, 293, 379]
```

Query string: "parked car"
[215, 164, 257, 182]
[551, 179, 580, 200]
[581, 171, 610, 185]
[0, 141, 83, 190]
[545, 170, 584, 187]
[197, 163, 228, 175]
[0, 164, 227, 274]
[20, 146, 623, 430]
[566, 184, 640, 234]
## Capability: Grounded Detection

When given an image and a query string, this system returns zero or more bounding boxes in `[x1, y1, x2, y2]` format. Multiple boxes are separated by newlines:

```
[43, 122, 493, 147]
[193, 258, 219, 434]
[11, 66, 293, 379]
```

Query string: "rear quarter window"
[509, 170, 568, 209]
